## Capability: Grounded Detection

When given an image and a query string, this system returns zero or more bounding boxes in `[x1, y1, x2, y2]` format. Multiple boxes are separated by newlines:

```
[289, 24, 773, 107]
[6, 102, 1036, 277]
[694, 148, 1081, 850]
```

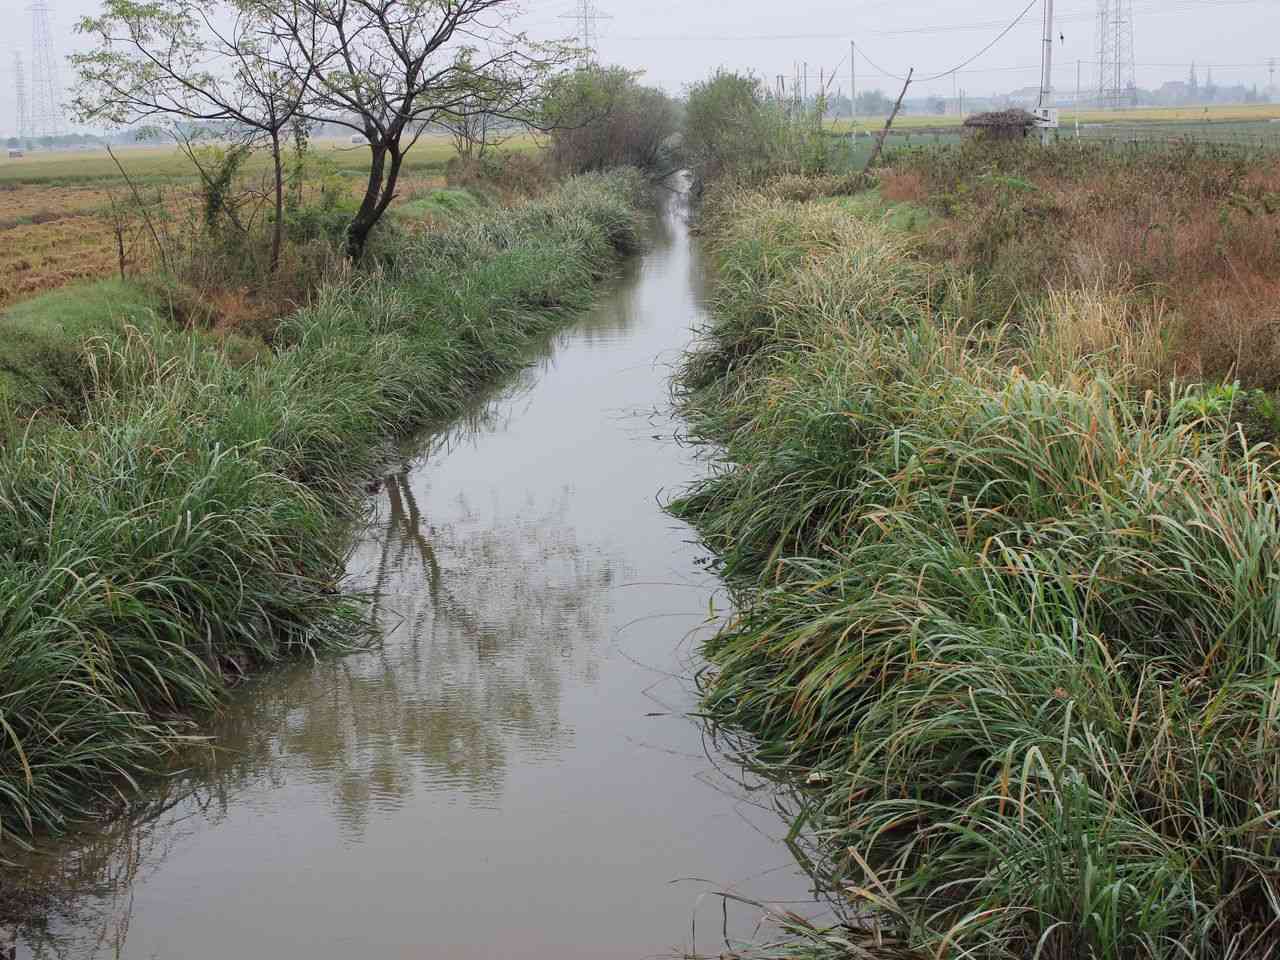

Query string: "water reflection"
[12, 424, 621, 953]
[6, 181, 819, 960]
[334, 469, 618, 819]
[13, 781, 225, 958]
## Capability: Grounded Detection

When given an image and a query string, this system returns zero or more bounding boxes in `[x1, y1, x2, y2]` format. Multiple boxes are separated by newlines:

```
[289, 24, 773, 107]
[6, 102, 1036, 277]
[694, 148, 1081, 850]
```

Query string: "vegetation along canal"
[8, 186, 818, 959]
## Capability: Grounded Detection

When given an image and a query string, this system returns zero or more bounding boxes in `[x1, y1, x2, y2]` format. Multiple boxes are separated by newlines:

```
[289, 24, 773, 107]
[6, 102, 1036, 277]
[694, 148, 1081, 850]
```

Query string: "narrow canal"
[14, 186, 817, 959]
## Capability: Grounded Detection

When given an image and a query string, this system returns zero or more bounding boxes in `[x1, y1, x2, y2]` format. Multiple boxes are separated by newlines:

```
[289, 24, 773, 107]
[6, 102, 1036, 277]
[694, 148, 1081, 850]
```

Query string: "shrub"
[544, 66, 681, 176]
[684, 70, 848, 190]
[684, 71, 790, 187]
[445, 151, 553, 201]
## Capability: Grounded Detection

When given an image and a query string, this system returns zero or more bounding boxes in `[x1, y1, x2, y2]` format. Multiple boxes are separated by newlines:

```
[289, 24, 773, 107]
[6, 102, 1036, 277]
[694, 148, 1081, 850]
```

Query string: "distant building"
[6, 148, 23, 159]
[1154, 80, 1192, 106]
[1005, 85, 1042, 108]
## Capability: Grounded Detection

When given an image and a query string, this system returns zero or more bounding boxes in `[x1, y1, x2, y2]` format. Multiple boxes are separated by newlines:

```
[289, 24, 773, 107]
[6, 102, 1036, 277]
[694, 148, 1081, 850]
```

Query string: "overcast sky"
[5, 0, 1279, 137]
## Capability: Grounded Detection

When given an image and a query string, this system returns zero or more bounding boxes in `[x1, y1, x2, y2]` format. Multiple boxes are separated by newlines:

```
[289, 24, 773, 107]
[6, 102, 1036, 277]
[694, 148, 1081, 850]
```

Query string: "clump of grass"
[887, 139, 1280, 390]
[0, 279, 178, 415]
[395, 188, 486, 222]
[675, 189, 1280, 959]
[0, 168, 646, 842]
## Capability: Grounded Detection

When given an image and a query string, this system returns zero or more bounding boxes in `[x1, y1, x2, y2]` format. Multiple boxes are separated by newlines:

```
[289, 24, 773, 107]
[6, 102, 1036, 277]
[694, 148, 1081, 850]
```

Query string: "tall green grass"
[0, 170, 645, 843]
[675, 188, 1280, 959]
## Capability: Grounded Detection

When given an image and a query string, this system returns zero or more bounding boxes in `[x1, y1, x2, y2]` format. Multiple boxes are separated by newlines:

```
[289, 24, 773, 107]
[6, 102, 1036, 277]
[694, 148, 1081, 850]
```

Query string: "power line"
[599, 0, 1265, 43]
[854, 0, 1041, 83]
[870, 0, 1259, 36]
[764, 49, 1278, 96]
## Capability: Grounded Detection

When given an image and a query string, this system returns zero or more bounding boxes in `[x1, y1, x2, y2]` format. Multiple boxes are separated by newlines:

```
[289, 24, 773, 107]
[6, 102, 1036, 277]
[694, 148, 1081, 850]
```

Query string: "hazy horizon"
[4, 0, 1279, 139]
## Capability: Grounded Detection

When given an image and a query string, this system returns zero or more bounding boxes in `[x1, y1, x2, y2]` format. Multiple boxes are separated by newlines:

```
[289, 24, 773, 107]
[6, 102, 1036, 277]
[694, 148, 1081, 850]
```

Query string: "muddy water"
[14, 189, 818, 959]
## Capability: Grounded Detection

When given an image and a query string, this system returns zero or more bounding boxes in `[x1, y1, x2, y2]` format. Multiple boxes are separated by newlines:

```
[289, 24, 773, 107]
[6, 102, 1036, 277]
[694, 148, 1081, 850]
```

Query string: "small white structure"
[1032, 107, 1060, 130]
[349, 133, 367, 145]
[6, 148, 24, 159]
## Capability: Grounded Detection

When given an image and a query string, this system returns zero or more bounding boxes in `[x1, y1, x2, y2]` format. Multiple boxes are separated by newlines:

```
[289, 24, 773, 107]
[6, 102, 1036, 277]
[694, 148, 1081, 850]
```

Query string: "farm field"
[0, 192, 124, 306]
[0, 133, 537, 185]
[824, 103, 1280, 169]
[830, 100, 1280, 131]
[0, 134, 534, 308]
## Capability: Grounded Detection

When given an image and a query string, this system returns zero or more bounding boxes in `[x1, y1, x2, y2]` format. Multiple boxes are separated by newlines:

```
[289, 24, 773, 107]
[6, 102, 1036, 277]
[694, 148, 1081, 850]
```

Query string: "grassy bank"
[674, 157, 1280, 958]
[0, 169, 645, 844]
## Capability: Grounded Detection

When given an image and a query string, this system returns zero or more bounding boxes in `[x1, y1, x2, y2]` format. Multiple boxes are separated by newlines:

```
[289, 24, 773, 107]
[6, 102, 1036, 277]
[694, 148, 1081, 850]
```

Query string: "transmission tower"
[560, 0, 612, 66]
[1095, 0, 1136, 108]
[14, 52, 29, 140]
[28, 0, 64, 138]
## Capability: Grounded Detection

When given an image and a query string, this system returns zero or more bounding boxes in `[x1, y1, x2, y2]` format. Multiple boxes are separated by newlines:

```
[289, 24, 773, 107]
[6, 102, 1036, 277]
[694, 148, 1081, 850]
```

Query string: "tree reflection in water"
[9, 396, 618, 956]
[1, 183, 806, 960]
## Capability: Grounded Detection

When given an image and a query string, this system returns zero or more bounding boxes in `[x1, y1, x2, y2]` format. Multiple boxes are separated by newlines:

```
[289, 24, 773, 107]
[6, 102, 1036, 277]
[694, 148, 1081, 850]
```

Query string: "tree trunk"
[346, 141, 404, 262]
[270, 129, 284, 273]
[346, 141, 388, 260]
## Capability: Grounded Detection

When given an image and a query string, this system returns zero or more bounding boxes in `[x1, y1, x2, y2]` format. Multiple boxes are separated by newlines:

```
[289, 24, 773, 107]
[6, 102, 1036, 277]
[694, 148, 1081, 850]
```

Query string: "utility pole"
[1039, 0, 1056, 145]
[861, 68, 913, 181]
[818, 67, 825, 126]
[1076, 59, 1082, 136]
[850, 41, 856, 124]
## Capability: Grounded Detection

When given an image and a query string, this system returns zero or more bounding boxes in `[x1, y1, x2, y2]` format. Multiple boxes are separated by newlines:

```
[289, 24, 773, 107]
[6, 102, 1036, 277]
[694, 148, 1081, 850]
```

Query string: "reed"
[0, 170, 645, 843]
[675, 188, 1280, 959]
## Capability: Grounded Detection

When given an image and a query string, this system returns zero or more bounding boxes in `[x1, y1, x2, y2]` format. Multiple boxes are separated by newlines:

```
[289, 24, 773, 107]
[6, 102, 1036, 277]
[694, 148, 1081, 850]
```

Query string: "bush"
[544, 66, 681, 176]
[684, 70, 846, 190]
[445, 151, 553, 201]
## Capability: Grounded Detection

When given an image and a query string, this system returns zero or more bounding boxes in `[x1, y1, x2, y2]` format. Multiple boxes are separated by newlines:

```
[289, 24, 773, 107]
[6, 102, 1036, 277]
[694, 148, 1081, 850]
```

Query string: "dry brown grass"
[896, 144, 1280, 390]
[878, 169, 929, 205]
[1045, 163, 1280, 387]
[1027, 283, 1174, 390]
[0, 173, 446, 314]
[1, 213, 127, 307]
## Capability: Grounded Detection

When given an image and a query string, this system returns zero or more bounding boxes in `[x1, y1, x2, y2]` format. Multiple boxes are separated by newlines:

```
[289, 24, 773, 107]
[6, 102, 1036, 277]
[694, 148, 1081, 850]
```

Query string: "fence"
[1070, 119, 1280, 151]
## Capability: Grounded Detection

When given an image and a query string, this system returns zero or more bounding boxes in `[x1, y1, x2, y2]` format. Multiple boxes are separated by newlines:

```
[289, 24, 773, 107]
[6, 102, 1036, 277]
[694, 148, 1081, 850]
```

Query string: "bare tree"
[72, 0, 318, 271]
[436, 93, 506, 161]
[257, 0, 574, 259]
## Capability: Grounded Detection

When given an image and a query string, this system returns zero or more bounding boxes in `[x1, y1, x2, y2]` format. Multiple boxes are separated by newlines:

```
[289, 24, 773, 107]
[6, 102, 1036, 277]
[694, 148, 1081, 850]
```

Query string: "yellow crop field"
[829, 102, 1280, 132]
[0, 133, 537, 185]
[0, 133, 508, 307]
